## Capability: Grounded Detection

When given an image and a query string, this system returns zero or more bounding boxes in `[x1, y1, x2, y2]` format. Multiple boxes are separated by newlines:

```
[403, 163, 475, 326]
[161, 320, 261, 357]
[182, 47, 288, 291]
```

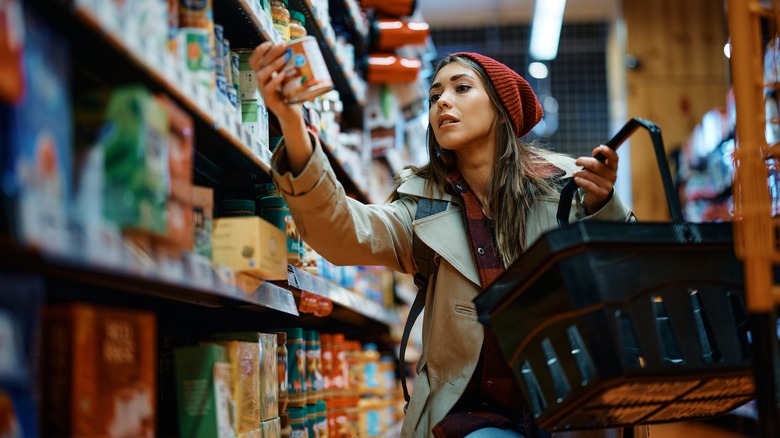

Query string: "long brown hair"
[410, 55, 565, 267]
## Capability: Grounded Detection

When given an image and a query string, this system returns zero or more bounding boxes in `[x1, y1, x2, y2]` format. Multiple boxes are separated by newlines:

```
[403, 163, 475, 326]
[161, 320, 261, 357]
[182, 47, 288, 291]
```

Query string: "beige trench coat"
[272, 137, 645, 438]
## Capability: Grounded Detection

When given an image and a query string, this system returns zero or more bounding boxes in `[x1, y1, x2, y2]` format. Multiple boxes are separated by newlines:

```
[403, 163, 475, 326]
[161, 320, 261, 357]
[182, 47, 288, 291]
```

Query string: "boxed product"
[0, 272, 44, 438]
[0, 6, 73, 256]
[42, 303, 156, 437]
[100, 86, 170, 236]
[210, 340, 261, 435]
[156, 94, 193, 203]
[214, 332, 279, 421]
[212, 216, 288, 280]
[174, 344, 235, 438]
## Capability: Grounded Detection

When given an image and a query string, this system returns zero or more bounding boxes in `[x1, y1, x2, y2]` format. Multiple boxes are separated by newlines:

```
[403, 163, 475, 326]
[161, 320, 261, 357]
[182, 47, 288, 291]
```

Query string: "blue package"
[1, 6, 73, 255]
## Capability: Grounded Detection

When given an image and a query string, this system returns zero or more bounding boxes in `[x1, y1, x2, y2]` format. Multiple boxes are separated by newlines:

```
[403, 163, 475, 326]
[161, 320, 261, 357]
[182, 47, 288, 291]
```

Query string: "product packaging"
[42, 303, 156, 437]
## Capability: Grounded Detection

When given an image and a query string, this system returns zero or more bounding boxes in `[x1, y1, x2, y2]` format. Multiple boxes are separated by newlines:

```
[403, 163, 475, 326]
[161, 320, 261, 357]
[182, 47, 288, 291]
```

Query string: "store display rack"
[18, 0, 396, 332]
[287, 265, 400, 327]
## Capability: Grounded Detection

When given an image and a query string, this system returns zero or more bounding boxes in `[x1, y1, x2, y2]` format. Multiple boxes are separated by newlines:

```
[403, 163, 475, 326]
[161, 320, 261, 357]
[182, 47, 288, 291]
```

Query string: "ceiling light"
[528, 62, 549, 79]
[529, 0, 567, 61]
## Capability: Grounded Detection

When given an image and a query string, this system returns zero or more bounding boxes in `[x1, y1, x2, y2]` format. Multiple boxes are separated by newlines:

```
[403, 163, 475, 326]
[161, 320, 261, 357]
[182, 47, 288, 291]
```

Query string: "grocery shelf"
[31, 0, 274, 178]
[213, 0, 283, 48]
[0, 242, 299, 316]
[286, 265, 401, 328]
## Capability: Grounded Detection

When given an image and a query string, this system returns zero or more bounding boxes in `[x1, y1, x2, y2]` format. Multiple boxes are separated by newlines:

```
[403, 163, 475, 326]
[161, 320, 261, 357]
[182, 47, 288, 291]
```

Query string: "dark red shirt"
[432, 171, 543, 438]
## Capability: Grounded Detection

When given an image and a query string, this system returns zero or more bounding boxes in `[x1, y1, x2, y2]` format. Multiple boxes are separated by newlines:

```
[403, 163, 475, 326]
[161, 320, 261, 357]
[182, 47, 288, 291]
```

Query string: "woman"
[250, 43, 637, 437]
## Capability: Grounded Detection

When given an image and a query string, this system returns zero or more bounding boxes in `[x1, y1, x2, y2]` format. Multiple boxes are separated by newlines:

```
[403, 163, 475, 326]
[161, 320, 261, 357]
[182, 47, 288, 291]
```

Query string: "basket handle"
[556, 118, 683, 227]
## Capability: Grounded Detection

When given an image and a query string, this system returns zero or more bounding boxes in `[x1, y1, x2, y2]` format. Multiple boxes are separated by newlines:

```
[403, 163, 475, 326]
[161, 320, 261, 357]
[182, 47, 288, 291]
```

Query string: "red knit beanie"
[448, 52, 543, 138]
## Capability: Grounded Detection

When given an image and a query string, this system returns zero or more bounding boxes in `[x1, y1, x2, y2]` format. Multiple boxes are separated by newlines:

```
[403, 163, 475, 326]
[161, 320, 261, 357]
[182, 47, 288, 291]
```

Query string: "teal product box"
[174, 344, 235, 438]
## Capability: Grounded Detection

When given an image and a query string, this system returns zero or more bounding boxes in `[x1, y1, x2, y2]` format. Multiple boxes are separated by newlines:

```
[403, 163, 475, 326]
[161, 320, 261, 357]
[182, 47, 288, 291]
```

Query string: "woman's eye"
[456, 84, 471, 92]
[429, 93, 440, 103]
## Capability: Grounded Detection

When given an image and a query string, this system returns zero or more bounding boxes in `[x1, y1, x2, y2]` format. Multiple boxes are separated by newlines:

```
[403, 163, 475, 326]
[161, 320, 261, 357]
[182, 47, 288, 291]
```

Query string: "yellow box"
[212, 216, 288, 280]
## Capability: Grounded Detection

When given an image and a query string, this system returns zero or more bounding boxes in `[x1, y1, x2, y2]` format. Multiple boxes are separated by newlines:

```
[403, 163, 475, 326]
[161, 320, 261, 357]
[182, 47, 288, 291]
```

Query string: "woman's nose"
[437, 92, 451, 109]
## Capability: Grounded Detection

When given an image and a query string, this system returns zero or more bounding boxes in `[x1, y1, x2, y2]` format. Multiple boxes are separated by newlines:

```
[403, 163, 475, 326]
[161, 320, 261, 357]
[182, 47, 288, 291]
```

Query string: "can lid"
[281, 327, 303, 339]
[290, 10, 306, 26]
[259, 195, 288, 209]
[218, 199, 256, 216]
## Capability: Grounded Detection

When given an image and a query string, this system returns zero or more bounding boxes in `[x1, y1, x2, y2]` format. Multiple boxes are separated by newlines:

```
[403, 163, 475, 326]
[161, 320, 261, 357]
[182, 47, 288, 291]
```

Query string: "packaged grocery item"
[100, 86, 170, 236]
[275, 332, 290, 413]
[212, 214, 288, 280]
[304, 330, 323, 402]
[210, 340, 261, 434]
[271, 0, 290, 43]
[288, 10, 306, 41]
[157, 93, 195, 250]
[42, 303, 156, 437]
[258, 196, 303, 266]
[281, 328, 307, 407]
[1, 6, 73, 256]
[173, 344, 235, 438]
[215, 332, 279, 421]
[281, 36, 334, 104]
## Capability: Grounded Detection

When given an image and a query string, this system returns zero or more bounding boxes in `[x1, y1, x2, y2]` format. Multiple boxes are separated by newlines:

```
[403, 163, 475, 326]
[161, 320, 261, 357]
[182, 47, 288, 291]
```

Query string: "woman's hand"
[248, 41, 312, 174]
[574, 145, 618, 214]
[249, 41, 302, 125]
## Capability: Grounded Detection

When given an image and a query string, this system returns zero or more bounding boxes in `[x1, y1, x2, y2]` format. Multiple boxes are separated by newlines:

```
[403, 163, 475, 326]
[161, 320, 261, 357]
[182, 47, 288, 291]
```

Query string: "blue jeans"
[465, 428, 527, 438]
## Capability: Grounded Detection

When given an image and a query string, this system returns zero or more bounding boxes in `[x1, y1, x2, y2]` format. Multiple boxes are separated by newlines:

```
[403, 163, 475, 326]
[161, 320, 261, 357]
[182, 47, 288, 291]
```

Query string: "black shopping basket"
[474, 118, 753, 432]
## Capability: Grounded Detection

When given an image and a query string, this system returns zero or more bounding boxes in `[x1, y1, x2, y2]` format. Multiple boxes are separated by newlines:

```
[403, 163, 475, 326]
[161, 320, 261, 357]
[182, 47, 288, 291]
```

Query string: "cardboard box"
[42, 303, 156, 437]
[174, 344, 235, 438]
[212, 216, 288, 280]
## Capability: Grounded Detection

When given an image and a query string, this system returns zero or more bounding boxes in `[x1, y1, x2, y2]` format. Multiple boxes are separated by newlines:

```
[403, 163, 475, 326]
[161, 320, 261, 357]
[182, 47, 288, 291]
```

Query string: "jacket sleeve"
[573, 188, 636, 223]
[270, 132, 418, 274]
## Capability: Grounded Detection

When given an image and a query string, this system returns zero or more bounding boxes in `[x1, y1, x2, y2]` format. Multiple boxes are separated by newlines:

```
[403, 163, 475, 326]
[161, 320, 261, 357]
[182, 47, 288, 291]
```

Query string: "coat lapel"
[413, 206, 481, 288]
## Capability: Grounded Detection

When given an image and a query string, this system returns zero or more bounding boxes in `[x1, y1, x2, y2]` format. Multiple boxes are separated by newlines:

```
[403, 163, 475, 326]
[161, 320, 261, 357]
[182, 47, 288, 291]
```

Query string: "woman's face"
[428, 61, 498, 154]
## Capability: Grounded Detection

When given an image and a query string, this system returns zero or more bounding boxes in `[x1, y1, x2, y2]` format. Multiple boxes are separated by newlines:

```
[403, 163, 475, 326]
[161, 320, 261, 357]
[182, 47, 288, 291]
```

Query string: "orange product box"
[156, 93, 194, 203]
[42, 303, 157, 437]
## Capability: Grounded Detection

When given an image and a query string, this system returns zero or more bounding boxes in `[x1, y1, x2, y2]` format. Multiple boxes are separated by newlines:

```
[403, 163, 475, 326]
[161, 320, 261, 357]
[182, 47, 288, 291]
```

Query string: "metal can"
[281, 36, 333, 104]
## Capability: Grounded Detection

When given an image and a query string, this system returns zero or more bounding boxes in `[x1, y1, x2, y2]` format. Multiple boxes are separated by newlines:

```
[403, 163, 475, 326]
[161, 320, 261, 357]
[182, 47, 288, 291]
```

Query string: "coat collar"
[395, 153, 577, 289]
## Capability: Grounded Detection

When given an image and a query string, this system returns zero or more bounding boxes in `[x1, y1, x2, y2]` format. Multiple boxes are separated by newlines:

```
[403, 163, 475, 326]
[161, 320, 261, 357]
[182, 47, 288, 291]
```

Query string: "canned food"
[281, 36, 333, 104]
